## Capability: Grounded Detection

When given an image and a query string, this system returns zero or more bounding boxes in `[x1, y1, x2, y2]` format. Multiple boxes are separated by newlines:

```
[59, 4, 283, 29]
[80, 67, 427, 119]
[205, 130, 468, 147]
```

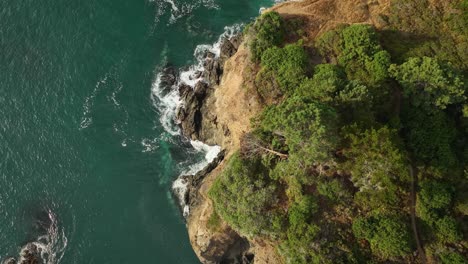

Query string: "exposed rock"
[203, 56, 222, 85]
[194, 81, 208, 99]
[176, 83, 202, 140]
[180, 150, 225, 209]
[176, 34, 243, 144]
[159, 66, 178, 90]
[219, 37, 238, 68]
[19, 243, 43, 264]
[3, 258, 17, 264]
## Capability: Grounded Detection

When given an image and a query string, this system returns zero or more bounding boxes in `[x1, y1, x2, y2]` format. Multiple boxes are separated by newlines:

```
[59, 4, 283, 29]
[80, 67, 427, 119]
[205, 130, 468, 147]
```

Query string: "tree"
[239, 132, 288, 159]
[403, 108, 457, 170]
[249, 12, 285, 61]
[260, 42, 308, 94]
[209, 153, 281, 237]
[259, 96, 339, 164]
[316, 24, 391, 85]
[344, 126, 409, 192]
[353, 215, 413, 258]
[389, 56, 467, 111]
[296, 64, 347, 102]
[435, 216, 462, 243]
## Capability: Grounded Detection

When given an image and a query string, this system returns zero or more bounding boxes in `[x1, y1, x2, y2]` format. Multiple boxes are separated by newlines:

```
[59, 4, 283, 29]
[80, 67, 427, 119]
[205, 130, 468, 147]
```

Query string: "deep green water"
[0, 0, 274, 262]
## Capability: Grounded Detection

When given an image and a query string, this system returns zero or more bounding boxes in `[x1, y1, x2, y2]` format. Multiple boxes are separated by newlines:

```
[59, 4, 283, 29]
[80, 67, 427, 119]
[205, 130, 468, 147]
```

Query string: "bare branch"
[240, 132, 288, 159]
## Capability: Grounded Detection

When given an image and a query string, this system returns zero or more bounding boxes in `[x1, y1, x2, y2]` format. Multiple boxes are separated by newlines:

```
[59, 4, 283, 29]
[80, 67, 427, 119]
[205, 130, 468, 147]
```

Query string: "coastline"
[172, 0, 401, 263]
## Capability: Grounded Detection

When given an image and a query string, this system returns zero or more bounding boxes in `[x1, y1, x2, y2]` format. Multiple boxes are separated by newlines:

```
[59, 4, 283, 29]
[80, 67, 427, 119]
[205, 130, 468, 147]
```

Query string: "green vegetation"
[208, 153, 281, 237]
[210, 9, 467, 264]
[247, 11, 285, 62]
[352, 214, 413, 258]
[389, 56, 466, 112]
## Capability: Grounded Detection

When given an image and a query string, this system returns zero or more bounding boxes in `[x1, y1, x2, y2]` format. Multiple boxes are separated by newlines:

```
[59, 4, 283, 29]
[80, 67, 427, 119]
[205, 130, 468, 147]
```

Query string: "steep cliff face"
[182, 0, 395, 263]
[182, 39, 266, 264]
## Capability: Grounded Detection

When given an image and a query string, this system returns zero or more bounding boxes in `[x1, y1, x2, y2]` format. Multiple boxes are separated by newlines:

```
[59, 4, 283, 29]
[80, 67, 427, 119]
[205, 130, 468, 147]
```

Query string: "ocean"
[0, 0, 276, 262]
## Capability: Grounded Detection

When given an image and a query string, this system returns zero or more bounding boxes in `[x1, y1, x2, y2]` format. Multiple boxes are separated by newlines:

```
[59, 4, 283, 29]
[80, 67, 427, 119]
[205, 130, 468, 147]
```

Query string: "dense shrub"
[259, 42, 308, 94]
[259, 96, 339, 163]
[344, 126, 409, 191]
[249, 12, 285, 61]
[388, 0, 468, 70]
[209, 153, 281, 237]
[403, 109, 458, 170]
[352, 215, 413, 258]
[316, 24, 391, 85]
[439, 252, 467, 264]
[296, 64, 346, 102]
[435, 216, 462, 243]
[317, 178, 352, 203]
[389, 57, 467, 112]
[417, 180, 454, 223]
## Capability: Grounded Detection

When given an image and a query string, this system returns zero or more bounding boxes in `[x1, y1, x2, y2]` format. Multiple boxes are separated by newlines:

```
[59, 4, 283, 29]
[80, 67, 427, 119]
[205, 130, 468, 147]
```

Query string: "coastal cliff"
[179, 1, 395, 263]
[176, 0, 468, 263]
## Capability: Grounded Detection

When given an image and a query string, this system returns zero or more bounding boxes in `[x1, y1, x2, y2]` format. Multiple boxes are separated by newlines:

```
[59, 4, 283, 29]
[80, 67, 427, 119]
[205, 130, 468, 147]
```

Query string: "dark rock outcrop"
[175, 34, 242, 144]
[159, 66, 178, 90]
[18, 243, 42, 264]
[180, 150, 226, 209]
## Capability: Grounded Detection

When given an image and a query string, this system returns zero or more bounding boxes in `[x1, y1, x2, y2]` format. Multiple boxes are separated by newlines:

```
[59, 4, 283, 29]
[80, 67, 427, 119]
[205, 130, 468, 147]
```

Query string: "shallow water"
[0, 0, 275, 262]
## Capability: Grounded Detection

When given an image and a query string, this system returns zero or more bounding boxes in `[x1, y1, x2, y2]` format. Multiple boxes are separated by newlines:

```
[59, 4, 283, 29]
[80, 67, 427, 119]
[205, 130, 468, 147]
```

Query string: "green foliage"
[435, 216, 462, 243]
[389, 57, 467, 112]
[352, 215, 412, 258]
[316, 24, 391, 85]
[215, 12, 468, 263]
[280, 195, 322, 264]
[315, 24, 347, 63]
[259, 96, 339, 163]
[296, 64, 347, 102]
[417, 179, 454, 223]
[403, 108, 458, 170]
[254, 67, 282, 102]
[344, 126, 409, 192]
[288, 195, 318, 228]
[249, 12, 285, 61]
[388, 0, 468, 70]
[260, 42, 308, 94]
[419, 180, 454, 211]
[317, 178, 352, 202]
[209, 153, 280, 237]
[439, 252, 467, 264]
[282, 222, 321, 264]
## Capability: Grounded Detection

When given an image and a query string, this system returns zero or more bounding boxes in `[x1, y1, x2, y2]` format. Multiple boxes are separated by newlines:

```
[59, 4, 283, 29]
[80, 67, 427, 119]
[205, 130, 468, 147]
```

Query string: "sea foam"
[5, 209, 67, 264]
[151, 25, 241, 216]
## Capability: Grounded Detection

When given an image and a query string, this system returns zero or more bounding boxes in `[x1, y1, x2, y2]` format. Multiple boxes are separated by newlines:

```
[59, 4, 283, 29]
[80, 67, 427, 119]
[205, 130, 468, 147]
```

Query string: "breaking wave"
[3, 209, 67, 264]
[151, 25, 242, 216]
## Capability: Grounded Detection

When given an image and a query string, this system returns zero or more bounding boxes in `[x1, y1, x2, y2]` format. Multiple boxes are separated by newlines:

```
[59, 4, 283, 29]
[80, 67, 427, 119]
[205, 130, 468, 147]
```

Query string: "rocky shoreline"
[163, 33, 256, 263]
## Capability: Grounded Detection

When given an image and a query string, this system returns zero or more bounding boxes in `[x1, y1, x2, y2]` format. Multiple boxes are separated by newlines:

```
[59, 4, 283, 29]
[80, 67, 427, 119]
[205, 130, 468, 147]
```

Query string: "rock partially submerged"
[176, 34, 242, 143]
[159, 66, 178, 90]
[178, 150, 226, 210]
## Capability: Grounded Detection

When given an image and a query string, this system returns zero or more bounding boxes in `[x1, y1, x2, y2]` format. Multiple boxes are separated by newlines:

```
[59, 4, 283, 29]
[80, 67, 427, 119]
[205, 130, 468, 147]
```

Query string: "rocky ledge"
[163, 33, 258, 264]
[174, 35, 241, 144]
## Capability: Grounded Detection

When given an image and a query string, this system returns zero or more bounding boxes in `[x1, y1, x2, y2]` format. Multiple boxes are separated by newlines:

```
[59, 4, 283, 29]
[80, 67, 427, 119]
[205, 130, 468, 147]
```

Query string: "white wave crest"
[151, 25, 240, 216]
[7, 209, 68, 264]
[179, 24, 242, 87]
[172, 141, 221, 217]
[152, 0, 219, 25]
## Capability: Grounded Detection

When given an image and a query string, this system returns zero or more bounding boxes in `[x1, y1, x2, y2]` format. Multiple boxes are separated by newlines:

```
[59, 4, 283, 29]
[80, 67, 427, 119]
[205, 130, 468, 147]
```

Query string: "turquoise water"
[0, 0, 274, 262]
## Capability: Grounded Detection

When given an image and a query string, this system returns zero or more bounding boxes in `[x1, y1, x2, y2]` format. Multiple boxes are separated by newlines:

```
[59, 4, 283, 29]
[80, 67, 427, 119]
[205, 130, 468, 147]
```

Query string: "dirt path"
[409, 164, 427, 264]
